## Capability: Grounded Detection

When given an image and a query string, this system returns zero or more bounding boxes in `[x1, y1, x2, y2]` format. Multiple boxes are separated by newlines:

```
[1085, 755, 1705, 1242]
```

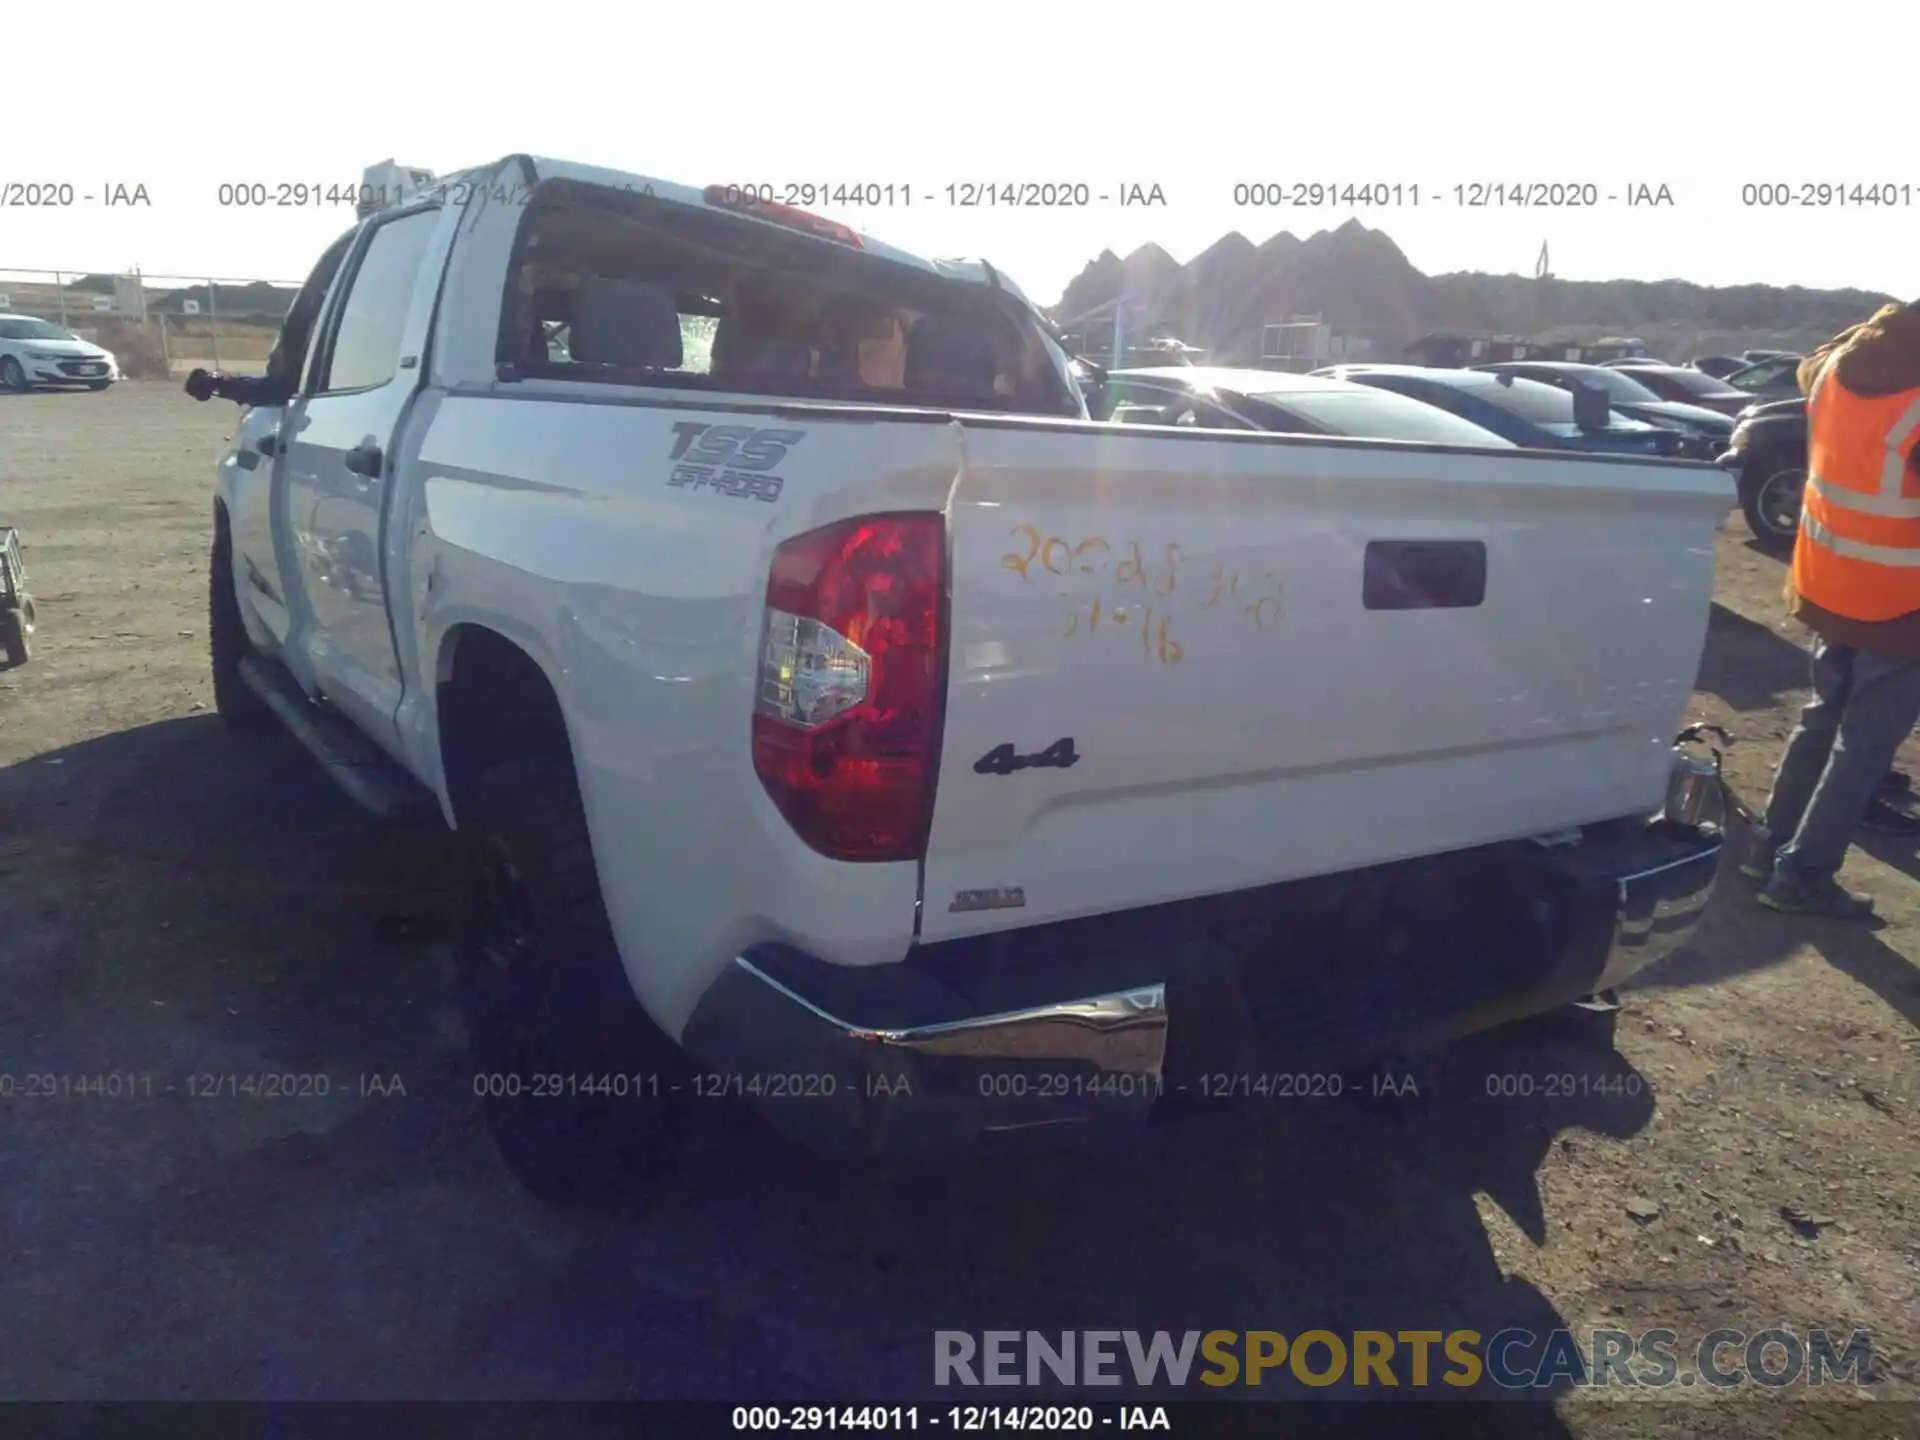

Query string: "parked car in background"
[0, 314, 119, 392]
[1741, 349, 1797, 364]
[1717, 395, 1807, 555]
[1092, 367, 1518, 447]
[1470, 361, 1732, 458]
[1609, 363, 1754, 417]
[1688, 355, 1749, 380]
[1722, 354, 1806, 402]
[1311, 365, 1690, 458]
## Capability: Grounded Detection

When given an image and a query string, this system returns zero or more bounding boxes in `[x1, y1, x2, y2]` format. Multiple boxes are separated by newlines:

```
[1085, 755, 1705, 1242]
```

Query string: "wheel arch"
[433, 621, 580, 832]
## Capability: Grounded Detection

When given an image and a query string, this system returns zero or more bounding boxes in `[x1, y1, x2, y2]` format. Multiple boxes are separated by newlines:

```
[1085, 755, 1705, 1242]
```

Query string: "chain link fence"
[0, 268, 301, 379]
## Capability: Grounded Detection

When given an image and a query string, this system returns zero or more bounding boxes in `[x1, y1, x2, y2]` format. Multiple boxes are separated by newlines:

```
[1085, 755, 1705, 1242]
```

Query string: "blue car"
[1311, 364, 1689, 458]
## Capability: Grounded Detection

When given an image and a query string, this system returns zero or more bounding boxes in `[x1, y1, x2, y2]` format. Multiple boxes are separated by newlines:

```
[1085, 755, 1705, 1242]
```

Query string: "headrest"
[530, 285, 575, 323]
[905, 313, 1000, 393]
[568, 277, 683, 369]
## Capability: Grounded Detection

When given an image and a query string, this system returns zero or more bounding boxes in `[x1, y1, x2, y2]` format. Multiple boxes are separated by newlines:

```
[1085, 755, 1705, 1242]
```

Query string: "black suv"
[1718, 396, 1807, 555]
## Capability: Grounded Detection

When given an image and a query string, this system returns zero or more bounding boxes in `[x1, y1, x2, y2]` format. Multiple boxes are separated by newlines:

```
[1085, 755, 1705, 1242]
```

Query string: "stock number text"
[1234, 182, 1421, 207]
[1741, 182, 1914, 208]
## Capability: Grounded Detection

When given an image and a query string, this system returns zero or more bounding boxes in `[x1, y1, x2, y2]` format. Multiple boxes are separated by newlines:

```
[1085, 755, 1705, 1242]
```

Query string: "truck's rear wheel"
[208, 518, 276, 734]
[457, 757, 691, 1208]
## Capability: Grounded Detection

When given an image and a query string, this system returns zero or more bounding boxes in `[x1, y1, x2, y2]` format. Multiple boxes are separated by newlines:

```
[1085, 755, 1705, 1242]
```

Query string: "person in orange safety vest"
[1742, 299, 1920, 916]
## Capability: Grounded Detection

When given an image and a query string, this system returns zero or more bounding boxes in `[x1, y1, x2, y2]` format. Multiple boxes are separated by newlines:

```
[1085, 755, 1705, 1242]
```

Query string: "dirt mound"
[1052, 223, 1901, 364]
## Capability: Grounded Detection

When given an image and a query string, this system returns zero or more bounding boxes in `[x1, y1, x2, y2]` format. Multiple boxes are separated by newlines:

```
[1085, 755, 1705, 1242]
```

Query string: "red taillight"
[752, 513, 947, 862]
[702, 185, 864, 248]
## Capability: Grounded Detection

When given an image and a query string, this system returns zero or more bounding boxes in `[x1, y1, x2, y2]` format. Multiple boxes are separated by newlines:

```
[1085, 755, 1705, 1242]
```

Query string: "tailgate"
[918, 425, 1731, 942]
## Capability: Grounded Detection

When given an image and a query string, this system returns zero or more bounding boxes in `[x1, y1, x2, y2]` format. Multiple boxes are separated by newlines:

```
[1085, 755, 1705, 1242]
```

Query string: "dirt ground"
[1, 382, 1915, 1436]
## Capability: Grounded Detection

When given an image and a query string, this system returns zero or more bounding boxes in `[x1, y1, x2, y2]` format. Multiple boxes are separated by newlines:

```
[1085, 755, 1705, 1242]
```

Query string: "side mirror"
[1571, 382, 1612, 431]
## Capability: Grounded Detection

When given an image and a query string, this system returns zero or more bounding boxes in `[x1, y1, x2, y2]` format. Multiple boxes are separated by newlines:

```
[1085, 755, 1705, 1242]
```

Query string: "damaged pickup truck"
[191, 155, 1734, 1205]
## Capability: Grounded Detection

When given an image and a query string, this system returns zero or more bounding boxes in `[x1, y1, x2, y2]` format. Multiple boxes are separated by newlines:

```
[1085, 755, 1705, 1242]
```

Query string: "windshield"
[0, 318, 75, 341]
[1654, 368, 1744, 399]
[1251, 388, 1517, 447]
[1729, 358, 1797, 391]
[1570, 368, 1662, 403]
[1444, 373, 1640, 428]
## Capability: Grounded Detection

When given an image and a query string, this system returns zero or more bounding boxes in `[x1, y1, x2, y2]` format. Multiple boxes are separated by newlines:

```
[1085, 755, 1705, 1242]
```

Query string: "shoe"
[1757, 872, 1876, 919]
[1738, 829, 1777, 881]
[1860, 797, 1920, 836]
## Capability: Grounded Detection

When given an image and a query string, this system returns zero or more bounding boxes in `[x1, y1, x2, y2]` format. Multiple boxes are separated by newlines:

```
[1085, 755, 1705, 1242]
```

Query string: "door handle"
[257, 432, 278, 458]
[344, 443, 383, 478]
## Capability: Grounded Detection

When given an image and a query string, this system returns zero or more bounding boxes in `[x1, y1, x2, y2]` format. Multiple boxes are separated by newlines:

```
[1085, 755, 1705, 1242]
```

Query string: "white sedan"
[0, 313, 118, 391]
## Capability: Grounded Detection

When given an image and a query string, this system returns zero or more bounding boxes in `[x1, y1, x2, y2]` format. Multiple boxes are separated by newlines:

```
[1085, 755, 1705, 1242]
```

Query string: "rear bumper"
[680, 817, 1722, 1156]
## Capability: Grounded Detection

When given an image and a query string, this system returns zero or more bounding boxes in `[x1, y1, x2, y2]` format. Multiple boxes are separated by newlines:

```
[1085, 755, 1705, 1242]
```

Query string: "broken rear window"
[498, 180, 1077, 418]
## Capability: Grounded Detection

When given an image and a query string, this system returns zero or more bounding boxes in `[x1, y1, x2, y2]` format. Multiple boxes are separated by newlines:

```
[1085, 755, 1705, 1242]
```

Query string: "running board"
[237, 654, 434, 823]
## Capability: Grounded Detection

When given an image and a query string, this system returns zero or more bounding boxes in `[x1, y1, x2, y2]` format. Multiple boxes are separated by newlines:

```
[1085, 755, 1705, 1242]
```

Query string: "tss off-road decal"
[667, 422, 805, 503]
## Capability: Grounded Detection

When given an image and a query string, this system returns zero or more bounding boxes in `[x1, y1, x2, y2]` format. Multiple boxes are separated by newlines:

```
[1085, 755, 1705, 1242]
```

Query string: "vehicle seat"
[722, 340, 814, 383]
[904, 313, 1000, 394]
[567, 277, 683, 369]
[710, 308, 815, 384]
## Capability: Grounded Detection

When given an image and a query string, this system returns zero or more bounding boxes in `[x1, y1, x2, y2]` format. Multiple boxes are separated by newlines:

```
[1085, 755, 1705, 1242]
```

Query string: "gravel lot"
[2, 383, 1916, 1437]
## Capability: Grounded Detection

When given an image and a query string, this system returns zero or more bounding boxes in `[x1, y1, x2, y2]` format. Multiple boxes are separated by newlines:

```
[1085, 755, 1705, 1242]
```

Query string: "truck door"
[275, 199, 455, 756]
[230, 225, 358, 651]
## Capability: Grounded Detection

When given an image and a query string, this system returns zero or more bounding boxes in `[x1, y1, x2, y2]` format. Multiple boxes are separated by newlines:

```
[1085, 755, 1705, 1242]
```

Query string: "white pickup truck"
[195, 154, 1733, 1206]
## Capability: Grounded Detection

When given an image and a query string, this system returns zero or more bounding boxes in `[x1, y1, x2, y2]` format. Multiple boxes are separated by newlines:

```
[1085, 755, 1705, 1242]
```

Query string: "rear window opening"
[497, 179, 1077, 417]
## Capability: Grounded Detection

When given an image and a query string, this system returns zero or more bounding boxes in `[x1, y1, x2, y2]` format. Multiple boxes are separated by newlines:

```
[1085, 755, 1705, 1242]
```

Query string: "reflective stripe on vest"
[1801, 512, 1920, 566]
[1805, 469, 1920, 518]
[1793, 368, 1920, 620]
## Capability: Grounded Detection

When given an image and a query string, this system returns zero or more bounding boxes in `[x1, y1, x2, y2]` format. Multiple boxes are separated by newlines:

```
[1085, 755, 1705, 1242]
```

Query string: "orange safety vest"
[1793, 363, 1920, 623]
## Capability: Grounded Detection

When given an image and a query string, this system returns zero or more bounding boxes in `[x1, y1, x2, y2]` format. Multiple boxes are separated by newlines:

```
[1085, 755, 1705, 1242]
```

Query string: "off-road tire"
[1, 603, 31, 667]
[208, 518, 276, 734]
[458, 756, 691, 1208]
[1741, 466, 1803, 557]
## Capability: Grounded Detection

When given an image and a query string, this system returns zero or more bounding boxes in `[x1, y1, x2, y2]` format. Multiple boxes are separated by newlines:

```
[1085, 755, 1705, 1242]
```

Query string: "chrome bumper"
[681, 818, 1722, 1157]
[680, 957, 1168, 1155]
[1592, 833, 1723, 992]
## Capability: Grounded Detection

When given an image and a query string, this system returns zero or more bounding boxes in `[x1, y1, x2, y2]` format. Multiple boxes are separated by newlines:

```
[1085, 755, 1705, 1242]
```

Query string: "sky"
[2, 0, 1913, 309]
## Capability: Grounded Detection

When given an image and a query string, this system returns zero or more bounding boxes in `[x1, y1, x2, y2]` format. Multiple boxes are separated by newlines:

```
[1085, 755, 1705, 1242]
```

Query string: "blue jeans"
[1762, 635, 1920, 879]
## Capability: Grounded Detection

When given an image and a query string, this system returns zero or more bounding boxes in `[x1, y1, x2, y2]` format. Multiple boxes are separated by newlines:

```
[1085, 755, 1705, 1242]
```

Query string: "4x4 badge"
[974, 738, 1079, 776]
